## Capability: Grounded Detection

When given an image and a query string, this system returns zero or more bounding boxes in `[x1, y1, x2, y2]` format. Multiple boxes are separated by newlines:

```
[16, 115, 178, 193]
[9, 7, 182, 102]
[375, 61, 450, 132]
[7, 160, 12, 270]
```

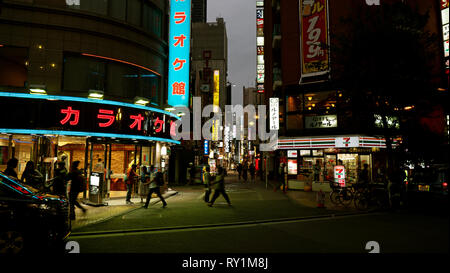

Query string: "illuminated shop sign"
[277, 136, 400, 149]
[287, 150, 298, 158]
[168, 0, 191, 107]
[204, 140, 210, 155]
[299, 0, 330, 81]
[269, 98, 279, 130]
[374, 114, 400, 129]
[334, 165, 346, 187]
[335, 137, 359, 148]
[305, 115, 337, 129]
[288, 159, 298, 175]
[0, 93, 179, 143]
[213, 70, 220, 112]
[441, 0, 449, 74]
[256, 2, 265, 94]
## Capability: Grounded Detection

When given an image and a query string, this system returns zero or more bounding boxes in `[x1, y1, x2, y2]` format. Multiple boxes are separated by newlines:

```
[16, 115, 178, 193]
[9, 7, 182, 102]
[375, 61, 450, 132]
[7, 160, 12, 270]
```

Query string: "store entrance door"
[85, 138, 112, 205]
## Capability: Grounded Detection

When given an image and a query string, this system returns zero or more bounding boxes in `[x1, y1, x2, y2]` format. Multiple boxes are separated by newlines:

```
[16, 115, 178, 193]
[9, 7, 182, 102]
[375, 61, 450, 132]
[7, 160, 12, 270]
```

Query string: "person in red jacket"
[126, 164, 139, 204]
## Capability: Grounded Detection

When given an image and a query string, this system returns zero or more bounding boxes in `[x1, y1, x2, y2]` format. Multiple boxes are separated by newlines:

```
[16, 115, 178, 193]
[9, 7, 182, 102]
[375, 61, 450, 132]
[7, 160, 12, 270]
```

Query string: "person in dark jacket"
[3, 158, 18, 179]
[203, 166, 212, 203]
[249, 163, 255, 182]
[21, 161, 44, 190]
[237, 163, 242, 180]
[53, 161, 68, 196]
[242, 162, 248, 182]
[208, 166, 231, 207]
[68, 161, 86, 220]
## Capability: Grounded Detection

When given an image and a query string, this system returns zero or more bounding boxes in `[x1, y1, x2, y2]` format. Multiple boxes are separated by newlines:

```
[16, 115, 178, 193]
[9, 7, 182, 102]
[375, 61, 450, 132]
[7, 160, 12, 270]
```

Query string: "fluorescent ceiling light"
[29, 84, 47, 95]
[134, 97, 150, 106]
[88, 90, 104, 100]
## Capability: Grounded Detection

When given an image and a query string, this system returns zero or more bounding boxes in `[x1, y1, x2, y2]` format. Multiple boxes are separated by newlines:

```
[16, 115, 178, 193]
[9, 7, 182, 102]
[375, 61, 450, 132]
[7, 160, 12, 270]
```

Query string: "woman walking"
[139, 166, 150, 203]
[208, 166, 231, 207]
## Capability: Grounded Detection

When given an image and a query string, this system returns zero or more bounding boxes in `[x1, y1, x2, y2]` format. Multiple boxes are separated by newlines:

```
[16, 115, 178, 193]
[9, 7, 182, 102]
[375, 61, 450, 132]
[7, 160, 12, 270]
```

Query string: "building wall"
[0, 0, 168, 105]
[191, 18, 228, 110]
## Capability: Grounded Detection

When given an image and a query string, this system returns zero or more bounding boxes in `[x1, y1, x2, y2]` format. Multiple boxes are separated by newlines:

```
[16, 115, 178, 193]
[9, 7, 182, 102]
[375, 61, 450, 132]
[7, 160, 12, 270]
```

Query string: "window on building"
[63, 55, 106, 92]
[139, 73, 159, 105]
[304, 90, 337, 114]
[63, 54, 160, 103]
[109, 0, 127, 21]
[0, 46, 28, 88]
[127, 0, 142, 26]
[143, 3, 163, 38]
[107, 62, 139, 98]
[79, 0, 108, 15]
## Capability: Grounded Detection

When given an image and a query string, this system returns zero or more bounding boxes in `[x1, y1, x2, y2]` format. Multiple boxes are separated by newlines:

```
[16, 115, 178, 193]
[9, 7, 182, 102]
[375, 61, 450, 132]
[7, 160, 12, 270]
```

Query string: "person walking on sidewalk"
[275, 163, 287, 193]
[249, 163, 255, 182]
[203, 165, 213, 203]
[143, 165, 167, 209]
[237, 163, 242, 181]
[139, 166, 150, 203]
[53, 161, 68, 196]
[126, 164, 139, 204]
[67, 161, 87, 220]
[242, 162, 248, 182]
[208, 166, 231, 207]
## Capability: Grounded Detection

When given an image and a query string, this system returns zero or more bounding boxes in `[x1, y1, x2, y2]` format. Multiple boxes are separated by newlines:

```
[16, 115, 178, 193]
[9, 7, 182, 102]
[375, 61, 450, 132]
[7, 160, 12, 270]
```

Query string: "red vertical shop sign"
[299, 0, 330, 81]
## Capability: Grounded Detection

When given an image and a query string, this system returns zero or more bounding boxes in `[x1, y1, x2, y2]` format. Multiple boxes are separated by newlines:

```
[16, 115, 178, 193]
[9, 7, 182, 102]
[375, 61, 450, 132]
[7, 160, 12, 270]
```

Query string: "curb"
[71, 191, 179, 232]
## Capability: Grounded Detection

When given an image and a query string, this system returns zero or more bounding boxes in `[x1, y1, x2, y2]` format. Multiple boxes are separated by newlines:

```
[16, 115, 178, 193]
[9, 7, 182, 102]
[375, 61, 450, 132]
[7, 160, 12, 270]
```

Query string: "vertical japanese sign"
[168, 0, 191, 107]
[441, 0, 449, 76]
[213, 70, 220, 112]
[256, 1, 265, 93]
[212, 70, 220, 141]
[204, 140, 209, 155]
[269, 98, 279, 130]
[299, 0, 330, 81]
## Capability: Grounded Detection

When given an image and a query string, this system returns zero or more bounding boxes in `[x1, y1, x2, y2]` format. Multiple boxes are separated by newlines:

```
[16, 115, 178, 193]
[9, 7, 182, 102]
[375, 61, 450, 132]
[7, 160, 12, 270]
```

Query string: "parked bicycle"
[354, 183, 390, 211]
[329, 181, 355, 208]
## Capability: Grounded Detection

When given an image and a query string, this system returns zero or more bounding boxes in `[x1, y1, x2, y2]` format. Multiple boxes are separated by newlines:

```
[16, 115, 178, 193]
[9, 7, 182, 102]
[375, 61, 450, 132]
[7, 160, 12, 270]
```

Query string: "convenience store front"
[277, 136, 399, 191]
[0, 92, 180, 198]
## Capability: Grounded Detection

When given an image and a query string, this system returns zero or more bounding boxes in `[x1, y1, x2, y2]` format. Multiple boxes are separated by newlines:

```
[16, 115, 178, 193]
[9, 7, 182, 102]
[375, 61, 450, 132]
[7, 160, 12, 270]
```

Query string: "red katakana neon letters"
[154, 117, 164, 133]
[97, 109, 115, 128]
[129, 114, 144, 131]
[60, 106, 80, 126]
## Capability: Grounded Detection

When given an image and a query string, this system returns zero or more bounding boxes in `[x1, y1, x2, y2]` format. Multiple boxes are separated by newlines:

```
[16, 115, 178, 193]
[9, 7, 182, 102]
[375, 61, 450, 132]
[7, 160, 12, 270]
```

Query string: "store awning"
[276, 136, 400, 150]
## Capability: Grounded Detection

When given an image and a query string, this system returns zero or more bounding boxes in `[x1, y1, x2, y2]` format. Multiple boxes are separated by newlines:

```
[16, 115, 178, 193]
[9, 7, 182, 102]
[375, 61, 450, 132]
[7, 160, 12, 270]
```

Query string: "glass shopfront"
[287, 148, 374, 185]
[0, 133, 171, 198]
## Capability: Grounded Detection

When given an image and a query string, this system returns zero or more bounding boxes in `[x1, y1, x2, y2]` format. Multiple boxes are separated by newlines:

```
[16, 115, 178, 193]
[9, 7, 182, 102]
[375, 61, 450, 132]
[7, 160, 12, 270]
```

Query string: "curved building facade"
[0, 0, 177, 199]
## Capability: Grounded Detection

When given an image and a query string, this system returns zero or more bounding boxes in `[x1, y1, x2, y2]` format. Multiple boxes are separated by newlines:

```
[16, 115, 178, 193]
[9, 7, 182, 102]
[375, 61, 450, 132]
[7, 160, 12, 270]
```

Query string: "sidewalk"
[71, 189, 178, 231]
[268, 179, 357, 211]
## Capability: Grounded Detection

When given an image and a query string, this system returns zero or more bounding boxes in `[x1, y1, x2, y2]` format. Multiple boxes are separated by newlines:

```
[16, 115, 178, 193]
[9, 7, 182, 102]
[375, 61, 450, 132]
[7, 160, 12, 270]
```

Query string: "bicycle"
[354, 183, 389, 211]
[329, 181, 354, 208]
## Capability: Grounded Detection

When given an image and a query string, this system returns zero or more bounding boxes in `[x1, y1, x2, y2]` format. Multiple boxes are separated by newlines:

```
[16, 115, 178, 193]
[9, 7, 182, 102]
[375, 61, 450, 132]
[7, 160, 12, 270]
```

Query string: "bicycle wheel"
[355, 194, 369, 210]
[338, 189, 353, 208]
[330, 190, 340, 205]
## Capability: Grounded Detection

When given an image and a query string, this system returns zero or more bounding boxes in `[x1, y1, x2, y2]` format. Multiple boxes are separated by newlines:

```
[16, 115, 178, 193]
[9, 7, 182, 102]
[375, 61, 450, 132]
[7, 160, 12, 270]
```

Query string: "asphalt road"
[69, 177, 449, 255]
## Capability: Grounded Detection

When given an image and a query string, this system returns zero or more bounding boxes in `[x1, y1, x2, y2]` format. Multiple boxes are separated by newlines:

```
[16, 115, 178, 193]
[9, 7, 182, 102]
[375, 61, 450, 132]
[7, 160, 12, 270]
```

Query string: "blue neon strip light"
[0, 129, 181, 145]
[0, 92, 179, 120]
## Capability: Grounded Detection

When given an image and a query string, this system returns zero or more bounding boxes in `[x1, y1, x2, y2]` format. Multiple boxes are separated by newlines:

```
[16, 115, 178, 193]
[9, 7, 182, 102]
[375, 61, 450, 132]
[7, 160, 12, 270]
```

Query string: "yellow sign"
[213, 70, 220, 112]
[212, 70, 220, 140]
